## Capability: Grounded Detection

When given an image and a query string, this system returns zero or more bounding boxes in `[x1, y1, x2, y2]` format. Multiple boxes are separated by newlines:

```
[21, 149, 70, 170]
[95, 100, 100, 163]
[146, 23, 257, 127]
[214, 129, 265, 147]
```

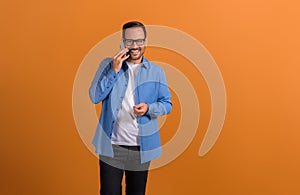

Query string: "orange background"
[1, 0, 300, 194]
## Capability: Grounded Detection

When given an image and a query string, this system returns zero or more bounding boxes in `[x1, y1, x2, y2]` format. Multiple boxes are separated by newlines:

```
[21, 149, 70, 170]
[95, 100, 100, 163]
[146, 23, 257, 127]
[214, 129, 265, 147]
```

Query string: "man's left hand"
[133, 103, 148, 116]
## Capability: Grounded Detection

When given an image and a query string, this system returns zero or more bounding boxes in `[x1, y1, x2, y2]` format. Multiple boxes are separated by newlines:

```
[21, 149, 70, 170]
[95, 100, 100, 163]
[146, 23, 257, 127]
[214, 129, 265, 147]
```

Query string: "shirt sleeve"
[146, 69, 172, 117]
[89, 58, 118, 104]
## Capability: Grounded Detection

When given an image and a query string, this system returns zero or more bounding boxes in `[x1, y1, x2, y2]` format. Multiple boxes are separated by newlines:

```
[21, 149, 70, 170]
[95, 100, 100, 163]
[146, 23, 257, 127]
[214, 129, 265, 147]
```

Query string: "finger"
[120, 53, 130, 61]
[133, 108, 140, 113]
[134, 106, 142, 111]
[134, 103, 143, 108]
[114, 48, 129, 59]
[116, 48, 128, 56]
[133, 109, 140, 116]
[116, 51, 130, 63]
[137, 110, 146, 116]
[136, 106, 145, 112]
[133, 107, 142, 115]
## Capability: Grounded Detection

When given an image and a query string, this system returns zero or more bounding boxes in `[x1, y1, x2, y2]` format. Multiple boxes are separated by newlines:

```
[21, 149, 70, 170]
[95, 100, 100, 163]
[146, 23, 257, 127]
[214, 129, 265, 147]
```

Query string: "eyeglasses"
[123, 39, 146, 46]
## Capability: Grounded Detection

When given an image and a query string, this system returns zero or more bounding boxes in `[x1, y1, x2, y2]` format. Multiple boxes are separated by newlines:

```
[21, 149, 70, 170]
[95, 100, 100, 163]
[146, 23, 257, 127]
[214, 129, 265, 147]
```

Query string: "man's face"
[123, 27, 146, 62]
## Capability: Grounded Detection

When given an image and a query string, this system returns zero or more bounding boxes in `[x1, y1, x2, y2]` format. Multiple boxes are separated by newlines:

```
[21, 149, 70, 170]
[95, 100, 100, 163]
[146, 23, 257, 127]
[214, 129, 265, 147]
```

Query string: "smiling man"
[89, 21, 172, 195]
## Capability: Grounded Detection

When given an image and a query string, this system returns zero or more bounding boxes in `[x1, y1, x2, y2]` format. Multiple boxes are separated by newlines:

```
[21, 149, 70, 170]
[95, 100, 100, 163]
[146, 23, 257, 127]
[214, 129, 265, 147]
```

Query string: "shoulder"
[143, 58, 165, 73]
[96, 58, 113, 72]
[100, 58, 112, 66]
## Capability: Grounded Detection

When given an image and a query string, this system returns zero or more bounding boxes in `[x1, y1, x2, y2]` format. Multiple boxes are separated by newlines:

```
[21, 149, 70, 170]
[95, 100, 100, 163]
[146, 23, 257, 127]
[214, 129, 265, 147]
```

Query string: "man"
[89, 21, 172, 195]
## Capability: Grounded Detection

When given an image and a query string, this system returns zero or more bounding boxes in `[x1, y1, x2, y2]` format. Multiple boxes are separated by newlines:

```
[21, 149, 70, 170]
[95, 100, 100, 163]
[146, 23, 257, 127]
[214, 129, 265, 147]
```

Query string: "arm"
[89, 48, 130, 104]
[89, 58, 118, 104]
[146, 70, 172, 117]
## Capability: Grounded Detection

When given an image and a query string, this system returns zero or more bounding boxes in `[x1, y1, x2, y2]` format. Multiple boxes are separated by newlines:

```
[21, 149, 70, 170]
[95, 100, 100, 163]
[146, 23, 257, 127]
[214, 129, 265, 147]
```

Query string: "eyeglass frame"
[122, 38, 146, 46]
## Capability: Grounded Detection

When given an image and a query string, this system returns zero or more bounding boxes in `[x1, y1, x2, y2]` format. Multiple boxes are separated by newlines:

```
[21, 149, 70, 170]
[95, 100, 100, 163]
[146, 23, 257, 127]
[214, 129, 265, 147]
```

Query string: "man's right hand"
[112, 48, 129, 73]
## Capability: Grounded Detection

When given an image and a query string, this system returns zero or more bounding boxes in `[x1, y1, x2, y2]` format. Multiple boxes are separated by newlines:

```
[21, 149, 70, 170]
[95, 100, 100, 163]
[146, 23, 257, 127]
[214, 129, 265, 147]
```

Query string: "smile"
[129, 49, 140, 54]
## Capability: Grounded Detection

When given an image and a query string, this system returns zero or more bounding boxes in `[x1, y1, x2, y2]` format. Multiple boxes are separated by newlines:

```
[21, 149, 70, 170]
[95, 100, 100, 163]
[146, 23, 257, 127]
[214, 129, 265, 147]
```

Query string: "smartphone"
[120, 41, 131, 56]
[120, 40, 125, 50]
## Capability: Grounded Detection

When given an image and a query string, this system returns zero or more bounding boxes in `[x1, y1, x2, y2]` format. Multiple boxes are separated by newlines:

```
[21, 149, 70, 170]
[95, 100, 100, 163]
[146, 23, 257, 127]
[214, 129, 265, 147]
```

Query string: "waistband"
[117, 145, 140, 151]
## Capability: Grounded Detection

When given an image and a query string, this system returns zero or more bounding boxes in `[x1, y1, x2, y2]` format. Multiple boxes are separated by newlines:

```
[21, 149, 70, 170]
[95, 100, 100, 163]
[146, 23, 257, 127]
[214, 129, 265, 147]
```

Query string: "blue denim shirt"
[89, 57, 172, 163]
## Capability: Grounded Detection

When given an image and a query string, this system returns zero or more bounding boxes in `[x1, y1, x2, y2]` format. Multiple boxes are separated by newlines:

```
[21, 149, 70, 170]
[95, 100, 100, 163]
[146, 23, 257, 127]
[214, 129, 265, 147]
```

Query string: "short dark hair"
[122, 21, 147, 38]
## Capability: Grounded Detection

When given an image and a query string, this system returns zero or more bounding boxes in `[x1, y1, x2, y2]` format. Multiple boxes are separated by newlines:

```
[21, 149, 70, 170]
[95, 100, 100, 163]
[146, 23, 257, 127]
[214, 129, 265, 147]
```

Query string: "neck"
[127, 57, 143, 64]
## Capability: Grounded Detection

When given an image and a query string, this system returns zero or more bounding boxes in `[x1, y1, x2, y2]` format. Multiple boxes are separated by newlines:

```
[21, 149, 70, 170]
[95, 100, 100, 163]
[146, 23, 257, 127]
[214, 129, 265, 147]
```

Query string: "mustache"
[128, 48, 142, 52]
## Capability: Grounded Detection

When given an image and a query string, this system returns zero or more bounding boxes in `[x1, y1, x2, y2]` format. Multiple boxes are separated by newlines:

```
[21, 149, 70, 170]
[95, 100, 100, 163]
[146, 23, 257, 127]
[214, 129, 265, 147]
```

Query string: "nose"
[132, 41, 139, 48]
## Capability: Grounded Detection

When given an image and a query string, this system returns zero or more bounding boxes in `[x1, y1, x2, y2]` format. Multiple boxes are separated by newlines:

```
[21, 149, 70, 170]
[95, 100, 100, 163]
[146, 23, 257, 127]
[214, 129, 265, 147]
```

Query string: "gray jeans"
[100, 145, 150, 171]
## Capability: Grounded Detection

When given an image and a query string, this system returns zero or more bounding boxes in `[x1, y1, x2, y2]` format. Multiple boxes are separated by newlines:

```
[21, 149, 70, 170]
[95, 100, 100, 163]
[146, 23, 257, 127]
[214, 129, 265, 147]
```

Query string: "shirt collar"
[141, 57, 149, 69]
[123, 56, 149, 69]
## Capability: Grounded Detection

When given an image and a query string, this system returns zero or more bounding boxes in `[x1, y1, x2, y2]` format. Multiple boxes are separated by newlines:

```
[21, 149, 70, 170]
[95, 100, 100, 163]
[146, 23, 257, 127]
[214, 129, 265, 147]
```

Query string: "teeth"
[130, 49, 139, 53]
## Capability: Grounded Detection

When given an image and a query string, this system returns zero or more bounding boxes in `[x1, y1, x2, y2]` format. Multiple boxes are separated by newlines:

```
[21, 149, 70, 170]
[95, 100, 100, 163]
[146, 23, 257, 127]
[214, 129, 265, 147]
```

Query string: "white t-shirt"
[111, 62, 141, 146]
